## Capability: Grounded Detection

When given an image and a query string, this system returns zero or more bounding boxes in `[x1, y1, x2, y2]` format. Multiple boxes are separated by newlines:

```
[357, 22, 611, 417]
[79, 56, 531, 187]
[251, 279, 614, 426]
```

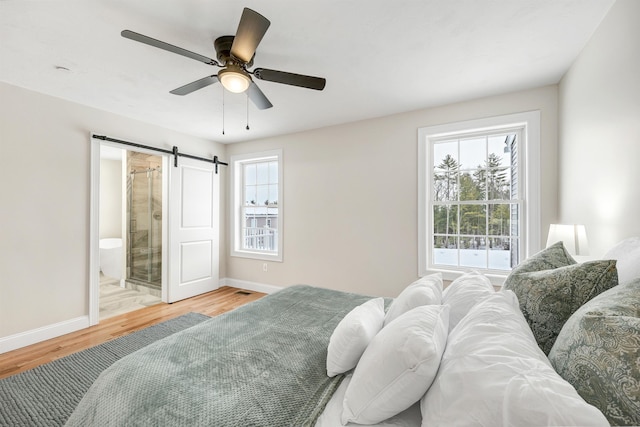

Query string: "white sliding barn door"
[168, 157, 219, 303]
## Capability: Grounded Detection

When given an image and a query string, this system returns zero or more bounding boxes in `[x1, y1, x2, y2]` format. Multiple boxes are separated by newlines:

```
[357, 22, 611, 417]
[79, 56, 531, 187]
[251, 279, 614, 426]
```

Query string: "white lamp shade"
[218, 69, 251, 93]
[546, 224, 590, 256]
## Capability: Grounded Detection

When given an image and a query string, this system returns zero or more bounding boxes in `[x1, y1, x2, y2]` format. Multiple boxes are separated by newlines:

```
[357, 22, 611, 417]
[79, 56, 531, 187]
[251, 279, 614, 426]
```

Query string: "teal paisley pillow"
[548, 278, 640, 426]
[509, 240, 577, 273]
[502, 242, 618, 354]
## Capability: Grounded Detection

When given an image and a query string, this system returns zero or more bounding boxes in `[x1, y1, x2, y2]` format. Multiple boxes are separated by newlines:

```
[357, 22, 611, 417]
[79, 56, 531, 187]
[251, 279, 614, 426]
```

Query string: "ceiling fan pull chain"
[222, 88, 225, 135]
[246, 95, 250, 130]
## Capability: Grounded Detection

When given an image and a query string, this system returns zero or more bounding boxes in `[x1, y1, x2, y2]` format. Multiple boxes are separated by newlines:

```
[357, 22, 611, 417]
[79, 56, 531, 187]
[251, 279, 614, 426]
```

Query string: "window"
[230, 150, 283, 261]
[418, 112, 540, 282]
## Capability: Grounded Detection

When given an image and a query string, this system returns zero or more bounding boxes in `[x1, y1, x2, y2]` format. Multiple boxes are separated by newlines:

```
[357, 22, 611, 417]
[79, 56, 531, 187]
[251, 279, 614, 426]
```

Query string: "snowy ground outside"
[433, 248, 511, 270]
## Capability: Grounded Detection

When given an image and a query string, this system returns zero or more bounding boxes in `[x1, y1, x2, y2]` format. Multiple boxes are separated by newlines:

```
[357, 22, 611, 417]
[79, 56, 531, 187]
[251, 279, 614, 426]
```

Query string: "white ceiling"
[0, 0, 615, 144]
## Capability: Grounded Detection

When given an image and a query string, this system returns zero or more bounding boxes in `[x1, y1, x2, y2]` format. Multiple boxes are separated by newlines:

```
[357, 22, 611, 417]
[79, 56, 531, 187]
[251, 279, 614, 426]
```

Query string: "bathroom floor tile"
[99, 279, 162, 320]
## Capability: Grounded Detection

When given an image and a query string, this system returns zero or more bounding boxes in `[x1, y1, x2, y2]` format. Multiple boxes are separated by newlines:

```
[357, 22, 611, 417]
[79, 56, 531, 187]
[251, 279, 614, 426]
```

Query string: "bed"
[65, 238, 640, 427]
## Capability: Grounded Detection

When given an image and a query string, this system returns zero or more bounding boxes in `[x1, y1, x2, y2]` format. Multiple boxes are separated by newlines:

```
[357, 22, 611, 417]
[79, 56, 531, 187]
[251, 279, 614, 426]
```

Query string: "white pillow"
[326, 297, 385, 377]
[383, 273, 442, 327]
[420, 291, 609, 427]
[442, 270, 495, 332]
[603, 237, 640, 285]
[342, 304, 449, 425]
[315, 374, 422, 427]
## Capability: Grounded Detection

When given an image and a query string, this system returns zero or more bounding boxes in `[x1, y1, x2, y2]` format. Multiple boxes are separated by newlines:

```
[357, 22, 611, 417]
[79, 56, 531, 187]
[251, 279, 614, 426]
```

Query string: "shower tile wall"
[127, 152, 162, 290]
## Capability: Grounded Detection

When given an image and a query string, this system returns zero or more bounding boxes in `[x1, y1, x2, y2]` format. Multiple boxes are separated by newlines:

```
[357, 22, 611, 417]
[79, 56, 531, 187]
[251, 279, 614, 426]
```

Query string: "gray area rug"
[0, 312, 210, 427]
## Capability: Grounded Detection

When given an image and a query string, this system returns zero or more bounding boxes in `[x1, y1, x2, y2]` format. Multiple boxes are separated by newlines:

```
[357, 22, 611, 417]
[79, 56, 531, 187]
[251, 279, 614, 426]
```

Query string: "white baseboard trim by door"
[0, 316, 90, 354]
[220, 278, 283, 295]
[1, 281, 278, 354]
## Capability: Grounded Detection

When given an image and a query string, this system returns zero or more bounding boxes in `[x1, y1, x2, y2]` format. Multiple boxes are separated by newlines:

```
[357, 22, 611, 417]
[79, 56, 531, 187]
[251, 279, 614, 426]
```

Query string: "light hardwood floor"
[0, 286, 265, 380]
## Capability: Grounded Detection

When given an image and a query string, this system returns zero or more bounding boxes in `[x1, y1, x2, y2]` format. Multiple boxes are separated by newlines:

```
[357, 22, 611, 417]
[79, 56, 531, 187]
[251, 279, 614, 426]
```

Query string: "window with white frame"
[418, 112, 540, 281]
[230, 150, 283, 261]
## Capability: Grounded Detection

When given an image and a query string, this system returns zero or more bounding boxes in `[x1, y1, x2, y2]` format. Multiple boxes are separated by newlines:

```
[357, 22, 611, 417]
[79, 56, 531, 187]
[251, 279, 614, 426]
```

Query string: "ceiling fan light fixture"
[218, 67, 251, 93]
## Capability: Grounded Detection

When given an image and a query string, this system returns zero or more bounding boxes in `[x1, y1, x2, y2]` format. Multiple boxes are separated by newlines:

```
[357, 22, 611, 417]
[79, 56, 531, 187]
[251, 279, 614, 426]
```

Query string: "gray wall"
[99, 158, 123, 239]
[558, 0, 640, 255]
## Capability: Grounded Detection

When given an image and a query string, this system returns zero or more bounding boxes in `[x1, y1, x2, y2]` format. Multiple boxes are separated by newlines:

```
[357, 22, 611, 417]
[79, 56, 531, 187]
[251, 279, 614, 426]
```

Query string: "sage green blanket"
[65, 285, 374, 426]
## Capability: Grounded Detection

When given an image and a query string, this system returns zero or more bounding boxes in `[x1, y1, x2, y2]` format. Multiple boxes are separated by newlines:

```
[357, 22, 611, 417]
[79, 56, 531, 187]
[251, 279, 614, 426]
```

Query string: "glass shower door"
[128, 167, 162, 287]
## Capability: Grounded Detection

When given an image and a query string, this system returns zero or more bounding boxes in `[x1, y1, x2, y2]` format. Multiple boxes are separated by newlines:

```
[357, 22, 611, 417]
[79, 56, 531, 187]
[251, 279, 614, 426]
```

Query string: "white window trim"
[418, 111, 540, 285]
[230, 149, 283, 262]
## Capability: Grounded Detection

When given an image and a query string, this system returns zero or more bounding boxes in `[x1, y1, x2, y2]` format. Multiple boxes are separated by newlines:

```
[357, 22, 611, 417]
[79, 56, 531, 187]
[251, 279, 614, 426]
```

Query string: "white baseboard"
[220, 277, 283, 294]
[1, 280, 278, 354]
[0, 316, 89, 355]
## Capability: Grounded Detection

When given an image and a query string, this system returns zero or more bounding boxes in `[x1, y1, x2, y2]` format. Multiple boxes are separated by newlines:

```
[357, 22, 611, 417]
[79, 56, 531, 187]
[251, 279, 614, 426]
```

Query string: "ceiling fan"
[121, 7, 326, 110]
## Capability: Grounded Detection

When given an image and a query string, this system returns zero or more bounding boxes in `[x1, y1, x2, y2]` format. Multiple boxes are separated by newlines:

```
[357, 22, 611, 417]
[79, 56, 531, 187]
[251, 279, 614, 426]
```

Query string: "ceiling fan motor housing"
[214, 35, 253, 68]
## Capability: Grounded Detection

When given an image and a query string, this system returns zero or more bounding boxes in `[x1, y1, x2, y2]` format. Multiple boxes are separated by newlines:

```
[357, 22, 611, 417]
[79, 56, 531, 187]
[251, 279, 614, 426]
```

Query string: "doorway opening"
[91, 134, 220, 325]
[98, 144, 166, 320]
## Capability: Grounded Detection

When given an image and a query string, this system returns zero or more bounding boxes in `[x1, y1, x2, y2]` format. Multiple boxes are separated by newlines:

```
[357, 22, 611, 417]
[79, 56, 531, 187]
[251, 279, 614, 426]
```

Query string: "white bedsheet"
[315, 374, 421, 427]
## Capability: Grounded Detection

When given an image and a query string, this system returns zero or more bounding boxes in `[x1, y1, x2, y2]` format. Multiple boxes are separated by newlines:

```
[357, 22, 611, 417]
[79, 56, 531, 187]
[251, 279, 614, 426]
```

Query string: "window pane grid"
[240, 159, 279, 253]
[430, 130, 520, 271]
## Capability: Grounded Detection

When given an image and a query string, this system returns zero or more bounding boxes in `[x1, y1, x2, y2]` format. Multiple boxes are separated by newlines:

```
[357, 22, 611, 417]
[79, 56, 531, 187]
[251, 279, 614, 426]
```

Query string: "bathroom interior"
[99, 145, 163, 319]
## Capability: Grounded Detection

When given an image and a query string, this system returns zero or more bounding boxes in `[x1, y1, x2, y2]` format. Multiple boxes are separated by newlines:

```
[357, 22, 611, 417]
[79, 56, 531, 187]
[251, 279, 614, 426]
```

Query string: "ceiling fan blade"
[247, 82, 273, 110]
[230, 8, 270, 63]
[253, 68, 326, 90]
[121, 30, 219, 66]
[170, 75, 219, 95]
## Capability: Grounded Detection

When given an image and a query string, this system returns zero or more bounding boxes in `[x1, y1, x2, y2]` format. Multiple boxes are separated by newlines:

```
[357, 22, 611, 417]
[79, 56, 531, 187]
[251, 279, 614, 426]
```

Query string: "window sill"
[230, 250, 283, 262]
[423, 267, 508, 287]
